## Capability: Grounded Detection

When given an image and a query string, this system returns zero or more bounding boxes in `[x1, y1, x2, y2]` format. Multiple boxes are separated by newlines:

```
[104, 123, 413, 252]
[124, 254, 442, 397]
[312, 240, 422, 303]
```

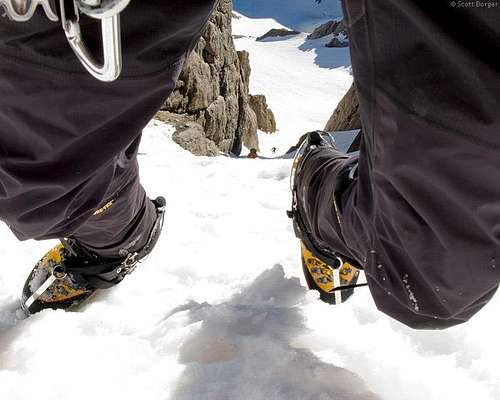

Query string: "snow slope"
[232, 12, 352, 156]
[0, 122, 499, 400]
[0, 5, 499, 400]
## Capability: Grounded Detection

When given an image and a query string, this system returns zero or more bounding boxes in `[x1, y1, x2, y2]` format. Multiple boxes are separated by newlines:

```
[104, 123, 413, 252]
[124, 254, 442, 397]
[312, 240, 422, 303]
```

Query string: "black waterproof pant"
[0, 1, 217, 257]
[301, 1, 500, 328]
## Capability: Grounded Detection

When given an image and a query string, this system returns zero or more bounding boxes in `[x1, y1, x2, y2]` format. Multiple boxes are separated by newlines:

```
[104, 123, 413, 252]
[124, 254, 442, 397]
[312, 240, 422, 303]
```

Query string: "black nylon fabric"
[0, 0, 217, 76]
[0, 1, 218, 251]
[299, 0, 500, 328]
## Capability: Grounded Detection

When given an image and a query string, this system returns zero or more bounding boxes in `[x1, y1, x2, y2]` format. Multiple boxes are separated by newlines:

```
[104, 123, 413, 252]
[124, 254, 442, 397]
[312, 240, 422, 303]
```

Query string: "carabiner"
[59, 0, 131, 82]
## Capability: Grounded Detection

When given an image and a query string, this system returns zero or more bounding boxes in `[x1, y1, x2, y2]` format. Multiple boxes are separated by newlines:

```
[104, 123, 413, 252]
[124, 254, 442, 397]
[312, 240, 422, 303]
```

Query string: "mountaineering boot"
[21, 196, 166, 315]
[288, 131, 365, 305]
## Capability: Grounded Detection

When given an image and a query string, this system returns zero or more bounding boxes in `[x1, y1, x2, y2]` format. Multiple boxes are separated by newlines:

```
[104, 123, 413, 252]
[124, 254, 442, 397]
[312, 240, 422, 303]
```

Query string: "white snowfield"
[232, 11, 352, 156]
[0, 4, 499, 400]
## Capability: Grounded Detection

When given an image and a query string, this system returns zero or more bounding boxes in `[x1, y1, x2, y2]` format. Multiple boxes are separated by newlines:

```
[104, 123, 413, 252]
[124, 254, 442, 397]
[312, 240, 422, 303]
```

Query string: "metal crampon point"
[1, 0, 131, 82]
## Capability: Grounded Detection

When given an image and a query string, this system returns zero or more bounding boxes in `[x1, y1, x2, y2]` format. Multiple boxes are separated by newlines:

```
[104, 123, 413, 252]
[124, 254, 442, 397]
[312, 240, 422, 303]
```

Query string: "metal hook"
[59, 0, 131, 82]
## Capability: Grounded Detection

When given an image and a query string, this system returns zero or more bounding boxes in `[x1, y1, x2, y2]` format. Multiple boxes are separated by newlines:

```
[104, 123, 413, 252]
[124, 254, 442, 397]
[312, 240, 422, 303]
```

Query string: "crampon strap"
[62, 197, 166, 289]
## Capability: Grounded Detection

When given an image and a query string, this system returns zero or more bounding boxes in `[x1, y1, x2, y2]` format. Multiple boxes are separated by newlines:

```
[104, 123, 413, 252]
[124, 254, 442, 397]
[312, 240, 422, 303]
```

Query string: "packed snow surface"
[1, 3, 499, 400]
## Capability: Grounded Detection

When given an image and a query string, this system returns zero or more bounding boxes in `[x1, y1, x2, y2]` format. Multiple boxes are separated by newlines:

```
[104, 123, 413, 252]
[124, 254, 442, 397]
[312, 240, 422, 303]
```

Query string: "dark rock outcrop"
[324, 83, 361, 131]
[326, 36, 349, 48]
[307, 19, 346, 40]
[161, 0, 262, 155]
[257, 28, 300, 42]
[249, 95, 277, 133]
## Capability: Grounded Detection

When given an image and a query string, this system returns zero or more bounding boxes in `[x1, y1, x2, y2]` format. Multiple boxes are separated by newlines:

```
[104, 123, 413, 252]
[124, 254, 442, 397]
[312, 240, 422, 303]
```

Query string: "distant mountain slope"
[233, 0, 343, 32]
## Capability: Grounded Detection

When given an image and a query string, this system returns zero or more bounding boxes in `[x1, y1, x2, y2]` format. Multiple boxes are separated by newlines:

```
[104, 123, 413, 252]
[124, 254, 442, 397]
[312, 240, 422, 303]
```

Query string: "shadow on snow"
[169, 265, 381, 400]
[298, 38, 352, 70]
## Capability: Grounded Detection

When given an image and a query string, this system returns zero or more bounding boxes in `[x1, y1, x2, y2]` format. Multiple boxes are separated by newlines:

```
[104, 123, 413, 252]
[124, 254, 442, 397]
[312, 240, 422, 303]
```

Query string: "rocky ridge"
[159, 0, 276, 157]
[307, 19, 349, 48]
[256, 28, 300, 42]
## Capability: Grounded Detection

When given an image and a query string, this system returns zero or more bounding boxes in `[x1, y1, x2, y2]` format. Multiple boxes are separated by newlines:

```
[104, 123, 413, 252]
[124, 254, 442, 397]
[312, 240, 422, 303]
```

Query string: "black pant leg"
[0, 1, 218, 254]
[301, 0, 500, 328]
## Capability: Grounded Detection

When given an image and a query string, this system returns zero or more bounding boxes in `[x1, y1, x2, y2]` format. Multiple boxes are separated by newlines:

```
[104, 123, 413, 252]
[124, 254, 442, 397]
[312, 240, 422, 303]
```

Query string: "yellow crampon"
[301, 242, 360, 304]
[22, 244, 94, 315]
